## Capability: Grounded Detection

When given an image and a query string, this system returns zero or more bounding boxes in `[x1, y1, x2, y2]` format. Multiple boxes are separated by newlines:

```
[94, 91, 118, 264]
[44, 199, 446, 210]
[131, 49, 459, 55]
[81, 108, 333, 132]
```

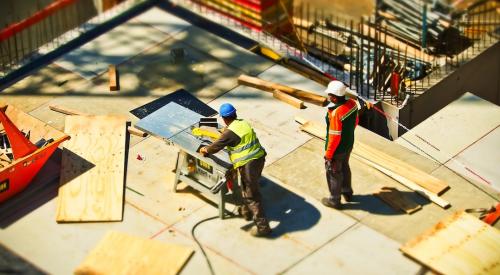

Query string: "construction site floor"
[0, 5, 498, 275]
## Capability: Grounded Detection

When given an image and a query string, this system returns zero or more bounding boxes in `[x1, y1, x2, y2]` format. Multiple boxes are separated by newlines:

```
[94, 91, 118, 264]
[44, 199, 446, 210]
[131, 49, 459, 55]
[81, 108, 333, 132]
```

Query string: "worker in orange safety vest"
[321, 80, 369, 209]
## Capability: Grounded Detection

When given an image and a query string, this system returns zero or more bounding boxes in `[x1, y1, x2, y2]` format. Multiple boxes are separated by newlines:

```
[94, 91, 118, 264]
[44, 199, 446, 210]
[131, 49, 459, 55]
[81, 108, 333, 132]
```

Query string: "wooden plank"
[108, 65, 118, 91]
[374, 186, 422, 214]
[294, 117, 450, 208]
[401, 211, 500, 275]
[273, 90, 305, 109]
[353, 154, 450, 208]
[56, 115, 127, 222]
[238, 74, 327, 106]
[354, 142, 449, 195]
[49, 104, 147, 137]
[74, 231, 193, 275]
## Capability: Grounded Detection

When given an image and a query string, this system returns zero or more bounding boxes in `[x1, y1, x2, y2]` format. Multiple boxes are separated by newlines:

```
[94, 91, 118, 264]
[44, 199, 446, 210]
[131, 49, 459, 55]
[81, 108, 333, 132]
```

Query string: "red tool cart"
[0, 105, 70, 203]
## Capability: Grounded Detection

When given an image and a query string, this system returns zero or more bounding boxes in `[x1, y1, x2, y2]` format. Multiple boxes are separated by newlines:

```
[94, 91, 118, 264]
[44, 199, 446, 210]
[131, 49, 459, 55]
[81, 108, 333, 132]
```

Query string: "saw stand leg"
[219, 186, 225, 219]
[173, 150, 185, 192]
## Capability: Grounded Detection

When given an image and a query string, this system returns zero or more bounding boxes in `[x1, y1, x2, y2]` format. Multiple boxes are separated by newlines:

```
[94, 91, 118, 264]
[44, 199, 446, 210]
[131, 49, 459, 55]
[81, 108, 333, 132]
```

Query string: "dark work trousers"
[238, 156, 270, 231]
[325, 150, 353, 204]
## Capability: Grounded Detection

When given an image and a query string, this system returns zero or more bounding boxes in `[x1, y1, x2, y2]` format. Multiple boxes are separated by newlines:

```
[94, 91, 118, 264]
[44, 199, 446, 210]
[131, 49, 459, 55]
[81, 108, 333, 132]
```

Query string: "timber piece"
[238, 74, 327, 106]
[108, 65, 118, 91]
[273, 90, 305, 109]
[75, 231, 193, 275]
[354, 142, 449, 195]
[56, 115, 127, 222]
[353, 154, 450, 208]
[400, 211, 500, 275]
[49, 105, 147, 137]
[374, 186, 422, 214]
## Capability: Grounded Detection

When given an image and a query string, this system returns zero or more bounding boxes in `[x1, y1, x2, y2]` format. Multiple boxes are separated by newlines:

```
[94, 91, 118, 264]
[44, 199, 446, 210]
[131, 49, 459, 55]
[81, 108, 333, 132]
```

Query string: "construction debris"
[108, 64, 119, 91]
[374, 186, 422, 214]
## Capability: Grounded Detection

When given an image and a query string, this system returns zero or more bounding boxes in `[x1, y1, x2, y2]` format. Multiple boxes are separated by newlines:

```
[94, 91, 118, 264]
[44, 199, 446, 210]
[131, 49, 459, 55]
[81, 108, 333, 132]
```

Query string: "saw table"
[135, 102, 239, 219]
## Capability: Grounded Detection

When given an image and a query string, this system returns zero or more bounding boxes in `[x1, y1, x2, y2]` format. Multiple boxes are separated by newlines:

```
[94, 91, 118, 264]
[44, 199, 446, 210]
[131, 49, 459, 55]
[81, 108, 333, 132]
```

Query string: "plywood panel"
[401, 211, 500, 275]
[74, 231, 193, 275]
[56, 115, 127, 222]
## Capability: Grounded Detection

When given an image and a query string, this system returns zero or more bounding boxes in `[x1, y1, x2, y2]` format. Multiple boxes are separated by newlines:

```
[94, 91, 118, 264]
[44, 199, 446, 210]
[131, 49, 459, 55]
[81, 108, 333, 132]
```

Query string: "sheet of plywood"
[74, 231, 193, 275]
[374, 187, 422, 214]
[56, 115, 127, 222]
[401, 211, 500, 275]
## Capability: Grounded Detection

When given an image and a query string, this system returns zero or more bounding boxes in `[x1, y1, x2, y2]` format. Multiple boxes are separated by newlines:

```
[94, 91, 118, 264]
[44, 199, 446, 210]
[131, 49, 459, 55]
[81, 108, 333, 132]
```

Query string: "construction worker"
[199, 103, 272, 237]
[322, 80, 360, 210]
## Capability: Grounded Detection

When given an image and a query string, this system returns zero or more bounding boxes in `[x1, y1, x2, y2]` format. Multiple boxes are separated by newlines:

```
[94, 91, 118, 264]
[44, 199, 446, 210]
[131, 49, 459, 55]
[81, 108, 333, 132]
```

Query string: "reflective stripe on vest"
[227, 119, 265, 169]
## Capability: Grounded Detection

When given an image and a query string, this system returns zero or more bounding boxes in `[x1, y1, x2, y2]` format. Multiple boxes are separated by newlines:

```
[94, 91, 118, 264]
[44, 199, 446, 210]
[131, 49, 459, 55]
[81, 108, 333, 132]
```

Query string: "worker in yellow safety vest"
[199, 103, 272, 237]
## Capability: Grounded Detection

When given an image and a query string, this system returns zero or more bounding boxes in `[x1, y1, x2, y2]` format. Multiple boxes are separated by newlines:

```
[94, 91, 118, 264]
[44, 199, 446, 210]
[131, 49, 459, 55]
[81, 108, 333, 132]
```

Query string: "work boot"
[237, 205, 252, 221]
[321, 197, 342, 210]
[342, 193, 353, 202]
[250, 227, 272, 238]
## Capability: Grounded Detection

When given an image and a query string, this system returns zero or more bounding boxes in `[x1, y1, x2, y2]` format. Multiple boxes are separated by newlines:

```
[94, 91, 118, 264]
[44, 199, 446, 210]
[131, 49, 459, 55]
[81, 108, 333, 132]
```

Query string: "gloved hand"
[199, 146, 209, 156]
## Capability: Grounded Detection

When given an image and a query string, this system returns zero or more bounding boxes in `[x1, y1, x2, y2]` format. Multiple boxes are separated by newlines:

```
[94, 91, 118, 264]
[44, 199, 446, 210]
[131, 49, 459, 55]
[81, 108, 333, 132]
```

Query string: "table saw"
[135, 102, 240, 219]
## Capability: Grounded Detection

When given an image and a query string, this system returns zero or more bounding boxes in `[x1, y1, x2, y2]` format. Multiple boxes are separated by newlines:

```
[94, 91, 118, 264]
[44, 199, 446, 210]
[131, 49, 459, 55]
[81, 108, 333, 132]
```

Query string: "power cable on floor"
[191, 215, 219, 275]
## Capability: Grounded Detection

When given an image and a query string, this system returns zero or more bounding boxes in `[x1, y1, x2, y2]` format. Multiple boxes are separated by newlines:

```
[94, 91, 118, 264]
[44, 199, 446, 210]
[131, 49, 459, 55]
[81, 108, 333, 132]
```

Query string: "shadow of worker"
[253, 176, 321, 239]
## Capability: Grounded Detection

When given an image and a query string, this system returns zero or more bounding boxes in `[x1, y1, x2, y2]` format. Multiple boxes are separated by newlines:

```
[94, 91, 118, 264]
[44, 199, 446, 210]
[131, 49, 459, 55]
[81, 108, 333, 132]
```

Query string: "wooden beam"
[374, 186, 422, 214]
[238, 74, 327, 106]
[273, 90, 305, 109]
[49, 105, 147, 138]
[109, 65, 118, 91]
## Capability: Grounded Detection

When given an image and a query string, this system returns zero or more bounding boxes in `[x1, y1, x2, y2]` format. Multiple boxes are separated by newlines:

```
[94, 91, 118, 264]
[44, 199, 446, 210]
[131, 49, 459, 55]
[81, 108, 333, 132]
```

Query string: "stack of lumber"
[191, 0, 293, 33]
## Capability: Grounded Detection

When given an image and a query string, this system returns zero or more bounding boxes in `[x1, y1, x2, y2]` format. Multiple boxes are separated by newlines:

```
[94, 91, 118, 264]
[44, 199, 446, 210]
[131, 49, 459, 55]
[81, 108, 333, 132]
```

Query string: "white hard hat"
[325, 80, 346, 97]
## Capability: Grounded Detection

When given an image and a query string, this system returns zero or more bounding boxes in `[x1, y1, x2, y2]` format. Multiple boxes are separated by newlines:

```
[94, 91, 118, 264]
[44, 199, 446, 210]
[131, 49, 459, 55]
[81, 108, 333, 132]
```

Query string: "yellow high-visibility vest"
[227, 119, 265, 168]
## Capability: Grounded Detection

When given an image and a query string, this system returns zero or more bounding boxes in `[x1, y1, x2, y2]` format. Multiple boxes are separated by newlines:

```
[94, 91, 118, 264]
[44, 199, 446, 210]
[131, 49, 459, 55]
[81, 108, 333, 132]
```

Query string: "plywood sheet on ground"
[401, 211, 500, 275]
[75, 231, 193, 275]
[56, 115, 127, 222]
[286, 223, 420, 275]
[0, 199, 166, 275]
[55, 19, 169, 79]
[396, 93, 500, 164]
[135, 7, 191, 37]
[174, 26, 274, 75]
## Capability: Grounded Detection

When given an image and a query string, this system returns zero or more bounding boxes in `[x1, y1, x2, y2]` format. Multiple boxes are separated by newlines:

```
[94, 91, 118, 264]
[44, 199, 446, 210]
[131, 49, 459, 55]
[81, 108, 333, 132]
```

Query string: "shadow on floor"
[253, 177, 322, 239]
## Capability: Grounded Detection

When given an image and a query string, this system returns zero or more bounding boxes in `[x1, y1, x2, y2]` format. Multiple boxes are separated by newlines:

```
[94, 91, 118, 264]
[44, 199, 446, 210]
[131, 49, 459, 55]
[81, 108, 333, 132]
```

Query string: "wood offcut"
[401, 211, 500, 275]
[238, 74, 327, 106]
[109, 65, 119, 91]
[273, 90, 305, 109]
[75, 231, 193, 275]
[374, 186, 422, 214]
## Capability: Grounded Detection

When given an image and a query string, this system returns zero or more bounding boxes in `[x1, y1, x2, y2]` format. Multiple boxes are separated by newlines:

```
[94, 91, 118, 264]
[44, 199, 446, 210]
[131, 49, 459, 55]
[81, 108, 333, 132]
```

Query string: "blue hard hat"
[219, 103, 236, 117]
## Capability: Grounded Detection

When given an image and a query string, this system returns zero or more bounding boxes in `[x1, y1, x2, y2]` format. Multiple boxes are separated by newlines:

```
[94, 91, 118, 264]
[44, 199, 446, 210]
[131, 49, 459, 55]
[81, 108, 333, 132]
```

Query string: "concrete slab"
[0, 65, 88, 112]
[152, 226, 253, 275]
[0, 200, 166, 275]
[444, 126, 500, 191]
[134, 7, 191, 37]
[396, 93, 500, 164]
[117, 36, 241, 102]
[284, 223, 421, 275]
[55, 19, 170, 79]
[125, 136, 208, 226]
[174, 26, 274, 75]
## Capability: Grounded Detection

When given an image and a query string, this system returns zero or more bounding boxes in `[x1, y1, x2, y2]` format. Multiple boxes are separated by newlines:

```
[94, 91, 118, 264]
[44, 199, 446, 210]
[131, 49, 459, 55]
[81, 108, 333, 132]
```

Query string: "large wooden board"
[56, 115, 127, 222]
[74, 231, 193, 275]
[401, 212, 500, 275]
